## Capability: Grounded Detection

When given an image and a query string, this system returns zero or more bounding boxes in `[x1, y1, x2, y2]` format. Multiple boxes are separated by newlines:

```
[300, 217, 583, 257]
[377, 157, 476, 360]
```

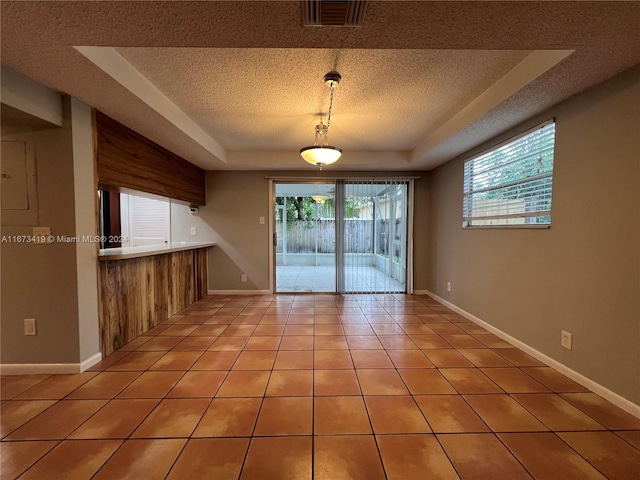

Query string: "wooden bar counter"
[97, 243, 214, 356]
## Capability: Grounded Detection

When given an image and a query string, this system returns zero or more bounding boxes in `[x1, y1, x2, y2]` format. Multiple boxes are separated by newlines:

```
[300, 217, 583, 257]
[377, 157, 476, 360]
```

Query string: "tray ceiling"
[1, 1, 638, 171]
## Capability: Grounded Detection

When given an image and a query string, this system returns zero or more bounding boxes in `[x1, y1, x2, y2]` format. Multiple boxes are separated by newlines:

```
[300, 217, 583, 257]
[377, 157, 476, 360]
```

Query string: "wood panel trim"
[98, 248, 208, 356]
[95, 111, 206, 205]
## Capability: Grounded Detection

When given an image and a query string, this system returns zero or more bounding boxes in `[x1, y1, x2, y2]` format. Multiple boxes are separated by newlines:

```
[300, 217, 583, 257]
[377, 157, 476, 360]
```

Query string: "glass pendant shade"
[300, 145, 342, 167]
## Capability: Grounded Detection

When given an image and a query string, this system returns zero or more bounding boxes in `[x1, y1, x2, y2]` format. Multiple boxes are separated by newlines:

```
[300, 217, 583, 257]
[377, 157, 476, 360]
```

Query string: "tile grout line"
[378, 297, 462, 478]
[3, 293, 640, 479]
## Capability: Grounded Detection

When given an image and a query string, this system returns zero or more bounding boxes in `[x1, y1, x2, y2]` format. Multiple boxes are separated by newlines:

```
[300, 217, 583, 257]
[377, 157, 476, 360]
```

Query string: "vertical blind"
[463, 121, 556, 227]
[340, 179, 410, 294]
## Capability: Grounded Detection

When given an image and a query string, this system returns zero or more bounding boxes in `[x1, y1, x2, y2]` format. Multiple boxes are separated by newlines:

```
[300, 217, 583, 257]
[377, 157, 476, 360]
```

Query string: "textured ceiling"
[117, 47, 529, 151]
[1, 1, 639, 171]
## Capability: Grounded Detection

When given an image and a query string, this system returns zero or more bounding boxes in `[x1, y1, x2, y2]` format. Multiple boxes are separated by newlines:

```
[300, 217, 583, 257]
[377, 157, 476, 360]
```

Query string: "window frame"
[99, 189, 172, 249]
[462, 119, 556, 229]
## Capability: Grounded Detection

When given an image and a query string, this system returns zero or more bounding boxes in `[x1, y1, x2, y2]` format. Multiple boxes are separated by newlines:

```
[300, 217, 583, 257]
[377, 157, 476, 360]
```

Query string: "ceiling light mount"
[300, 71, 343, 170]
[324, 71, 342, 87]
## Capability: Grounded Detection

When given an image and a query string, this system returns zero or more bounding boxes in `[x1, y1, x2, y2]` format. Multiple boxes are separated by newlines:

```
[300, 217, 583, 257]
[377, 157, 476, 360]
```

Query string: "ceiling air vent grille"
[302, 0, 368, 27]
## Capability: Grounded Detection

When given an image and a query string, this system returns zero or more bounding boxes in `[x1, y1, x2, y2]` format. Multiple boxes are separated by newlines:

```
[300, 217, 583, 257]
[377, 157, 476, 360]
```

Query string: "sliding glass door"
[274, 183, 336, 293]
[336, 179, 409, 294]
[273, 179, 411, 294]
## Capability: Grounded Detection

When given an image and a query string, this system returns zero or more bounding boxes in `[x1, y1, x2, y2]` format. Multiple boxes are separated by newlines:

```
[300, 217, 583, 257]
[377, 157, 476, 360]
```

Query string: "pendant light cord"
[326, 83, 336, 130]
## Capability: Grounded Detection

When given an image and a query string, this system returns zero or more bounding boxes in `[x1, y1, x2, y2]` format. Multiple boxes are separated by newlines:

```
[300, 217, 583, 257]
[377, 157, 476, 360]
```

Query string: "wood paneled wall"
[95, 112, 206, 205]
[98, 248, 208, 356]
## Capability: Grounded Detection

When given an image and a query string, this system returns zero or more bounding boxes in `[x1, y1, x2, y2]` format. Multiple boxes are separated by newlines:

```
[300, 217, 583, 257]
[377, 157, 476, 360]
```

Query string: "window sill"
[462, 224, 550, 230]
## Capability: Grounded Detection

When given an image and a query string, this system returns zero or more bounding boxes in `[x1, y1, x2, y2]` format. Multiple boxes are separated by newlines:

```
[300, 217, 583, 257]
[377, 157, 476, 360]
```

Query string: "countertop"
[98, 242, 216, 261]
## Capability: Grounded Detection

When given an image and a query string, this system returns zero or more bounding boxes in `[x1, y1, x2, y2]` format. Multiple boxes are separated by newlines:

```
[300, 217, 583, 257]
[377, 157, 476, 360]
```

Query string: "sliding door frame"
[268, 179, 275, 293]
[338, 179, 413, 294]
[334, 181, 346, 293]
[268, 176, 416, 295]
[407, 179, 415, 294]
[270, 179, 338, 294]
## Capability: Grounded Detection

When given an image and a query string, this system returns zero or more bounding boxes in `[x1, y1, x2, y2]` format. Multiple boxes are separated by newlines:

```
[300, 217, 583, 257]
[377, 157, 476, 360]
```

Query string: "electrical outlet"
[24, 318, 37, 336]
[190, 227, 197, 236]
[241, 274, 247, 283]
[447, 282, 452, 292]
[561, 330, 573, 350]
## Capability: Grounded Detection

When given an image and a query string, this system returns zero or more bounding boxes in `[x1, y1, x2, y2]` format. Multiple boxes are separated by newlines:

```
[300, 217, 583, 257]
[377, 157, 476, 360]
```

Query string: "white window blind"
[120, 193, 170, 247]
[463, 121, 555, 227]
[341, 179, 409, 294]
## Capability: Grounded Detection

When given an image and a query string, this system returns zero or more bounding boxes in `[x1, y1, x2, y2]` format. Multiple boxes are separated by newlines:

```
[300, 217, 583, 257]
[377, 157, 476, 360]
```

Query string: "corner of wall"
[71, 98, 101, 364]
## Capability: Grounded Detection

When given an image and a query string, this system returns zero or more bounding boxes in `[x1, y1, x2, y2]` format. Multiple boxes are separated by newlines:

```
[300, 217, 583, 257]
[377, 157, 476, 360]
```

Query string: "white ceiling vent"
[302, 0, 369, 27]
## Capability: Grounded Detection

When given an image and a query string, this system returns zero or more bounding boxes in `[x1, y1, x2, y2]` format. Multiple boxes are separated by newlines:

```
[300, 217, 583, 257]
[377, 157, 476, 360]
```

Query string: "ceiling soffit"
[1, 1, 638, 171]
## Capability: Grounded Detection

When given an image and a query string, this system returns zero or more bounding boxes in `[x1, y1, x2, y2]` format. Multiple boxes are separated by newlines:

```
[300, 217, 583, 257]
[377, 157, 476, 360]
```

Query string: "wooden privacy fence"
[276, 219, 399, 254]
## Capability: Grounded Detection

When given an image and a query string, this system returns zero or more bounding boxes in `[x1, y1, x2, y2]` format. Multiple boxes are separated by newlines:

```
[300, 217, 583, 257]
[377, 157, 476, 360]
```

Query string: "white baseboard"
[80, 352, 103, 372]
[207, 289, 272, 295]
[1, 352, 103, 375]
[1, 363, 81, 375]
[419, 290, 640, 419]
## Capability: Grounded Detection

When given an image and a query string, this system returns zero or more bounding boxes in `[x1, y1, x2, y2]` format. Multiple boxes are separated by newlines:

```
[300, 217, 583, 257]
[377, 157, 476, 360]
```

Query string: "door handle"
[273, 233, 278, 246]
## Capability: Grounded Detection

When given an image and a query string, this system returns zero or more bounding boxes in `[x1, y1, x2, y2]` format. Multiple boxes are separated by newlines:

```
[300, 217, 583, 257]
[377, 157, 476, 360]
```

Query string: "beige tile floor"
[2, 294, 640, 479]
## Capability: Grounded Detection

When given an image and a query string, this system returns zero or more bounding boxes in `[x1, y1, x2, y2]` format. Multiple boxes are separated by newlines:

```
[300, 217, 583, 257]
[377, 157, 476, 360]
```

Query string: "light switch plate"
[33, 226, 53, 244]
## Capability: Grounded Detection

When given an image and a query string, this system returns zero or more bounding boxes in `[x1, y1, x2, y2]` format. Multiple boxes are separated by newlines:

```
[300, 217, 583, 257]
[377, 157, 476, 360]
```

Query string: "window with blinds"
[463, 121, 555, 227]
[120, 193, 170, 247]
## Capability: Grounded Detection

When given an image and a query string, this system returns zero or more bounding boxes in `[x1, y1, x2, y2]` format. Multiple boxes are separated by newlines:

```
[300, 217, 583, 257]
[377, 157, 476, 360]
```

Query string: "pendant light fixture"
[300, 71, 342, 170]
